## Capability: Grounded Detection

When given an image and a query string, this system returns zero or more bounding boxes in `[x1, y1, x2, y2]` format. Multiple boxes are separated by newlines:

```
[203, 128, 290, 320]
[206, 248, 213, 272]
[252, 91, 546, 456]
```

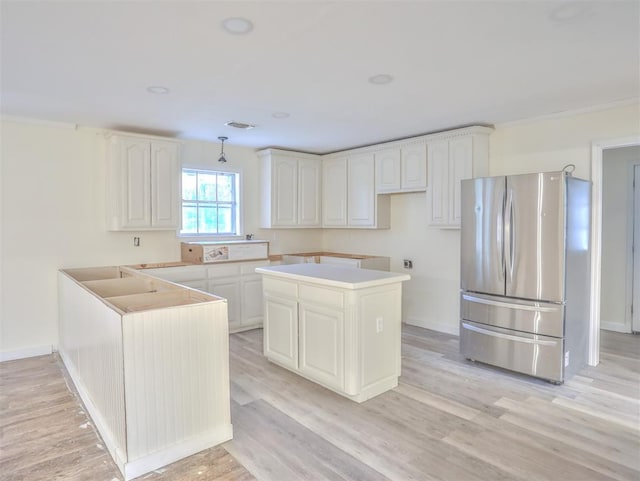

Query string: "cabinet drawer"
[144, 266, 206, 282]
[240, 261, 270, 275]
[263, 277, 298, 298]
[207, 263, 241, 278]
[299, 284, 344, 309]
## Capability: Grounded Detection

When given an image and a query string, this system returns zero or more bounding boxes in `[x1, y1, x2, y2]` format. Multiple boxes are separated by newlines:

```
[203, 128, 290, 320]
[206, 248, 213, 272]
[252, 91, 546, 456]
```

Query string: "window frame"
[179, 167, 242, 238]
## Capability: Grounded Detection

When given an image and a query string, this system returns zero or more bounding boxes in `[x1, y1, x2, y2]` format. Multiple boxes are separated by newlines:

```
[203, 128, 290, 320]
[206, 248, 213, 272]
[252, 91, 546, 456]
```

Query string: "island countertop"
[255, 263, 410, 289]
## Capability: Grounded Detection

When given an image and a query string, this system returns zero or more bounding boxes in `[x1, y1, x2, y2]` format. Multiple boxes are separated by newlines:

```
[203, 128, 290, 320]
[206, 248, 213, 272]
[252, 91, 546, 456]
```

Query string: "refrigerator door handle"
[498, 188, 505, 280]
[462, 294, 561, 312]
[505, 189, 515, 282]
[461, 322, 558, 346]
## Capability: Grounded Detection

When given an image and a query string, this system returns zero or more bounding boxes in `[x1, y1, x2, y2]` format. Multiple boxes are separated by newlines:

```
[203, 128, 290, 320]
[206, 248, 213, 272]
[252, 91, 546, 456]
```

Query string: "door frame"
[589, 135, 640, 365]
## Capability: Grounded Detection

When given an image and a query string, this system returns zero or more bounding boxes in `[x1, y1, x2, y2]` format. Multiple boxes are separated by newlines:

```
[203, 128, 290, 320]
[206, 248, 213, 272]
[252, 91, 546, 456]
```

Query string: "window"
[181, 169, 240, 235]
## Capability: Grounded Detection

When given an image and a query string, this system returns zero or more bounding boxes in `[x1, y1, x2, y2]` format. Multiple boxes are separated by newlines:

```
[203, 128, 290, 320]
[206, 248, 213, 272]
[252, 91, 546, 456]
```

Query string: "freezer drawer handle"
[462, 322, 558, 346]
[462, 294, 560, 313]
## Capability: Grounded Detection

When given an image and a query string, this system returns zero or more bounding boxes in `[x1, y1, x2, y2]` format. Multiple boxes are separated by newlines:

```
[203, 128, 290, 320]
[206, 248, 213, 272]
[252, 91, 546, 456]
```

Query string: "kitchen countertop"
[255, 263, 410, 290]
[282, 251, 383, 260]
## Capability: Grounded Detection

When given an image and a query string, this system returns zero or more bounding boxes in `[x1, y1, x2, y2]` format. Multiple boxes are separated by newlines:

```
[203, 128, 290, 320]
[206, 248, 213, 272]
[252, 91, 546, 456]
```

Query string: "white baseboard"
[0, 345, 52, 362]
[123, 425, 234, 481]
[404, 318, 460, 336]
[600, 321, 631, 333]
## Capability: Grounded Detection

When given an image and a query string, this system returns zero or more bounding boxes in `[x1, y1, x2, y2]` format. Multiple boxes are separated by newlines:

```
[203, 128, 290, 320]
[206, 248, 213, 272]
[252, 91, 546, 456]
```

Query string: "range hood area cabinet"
[322, 152, 390, 229]
[258, 149, 323, 228]
[425, 127, 492, 229]
[375, 143, 427, 194]
[106, 133, 181, 231]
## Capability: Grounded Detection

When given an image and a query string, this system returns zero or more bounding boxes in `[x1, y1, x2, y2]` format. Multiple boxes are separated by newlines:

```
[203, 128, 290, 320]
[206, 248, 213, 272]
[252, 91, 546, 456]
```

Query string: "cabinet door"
[272, 157, 298, 226]
[209, 278, 241, 332]
[348, 153, 375, 226]
[241, 275, 264, 328]
[263, 296, 298, 369]
[375, 149, 401, 193]
[298, 158, 322, 226]
[448, 137, 473, 227]
[322, 157, 348, 226]
[426, 140, 450, 226]
[121, 138, 151, 228]
[180, 279, 207, 292]
[401, 143, 427, 191]
[150, 141, 180, 228]
[299, 303, 344, 390]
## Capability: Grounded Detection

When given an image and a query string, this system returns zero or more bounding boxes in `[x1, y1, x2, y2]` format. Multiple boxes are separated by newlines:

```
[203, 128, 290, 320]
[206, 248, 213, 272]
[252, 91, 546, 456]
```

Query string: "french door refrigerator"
[459, 171, 591, 383]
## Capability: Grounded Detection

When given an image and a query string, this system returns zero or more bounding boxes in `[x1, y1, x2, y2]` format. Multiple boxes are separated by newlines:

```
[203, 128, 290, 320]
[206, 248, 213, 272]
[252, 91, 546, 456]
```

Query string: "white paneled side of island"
[57, 266, 232, 481]
[255, 263, 410, 402]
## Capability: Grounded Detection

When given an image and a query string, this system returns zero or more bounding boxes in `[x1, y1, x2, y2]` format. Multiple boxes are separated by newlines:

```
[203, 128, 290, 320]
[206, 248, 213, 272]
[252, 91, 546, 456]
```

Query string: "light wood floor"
[1, 327, 638, 480]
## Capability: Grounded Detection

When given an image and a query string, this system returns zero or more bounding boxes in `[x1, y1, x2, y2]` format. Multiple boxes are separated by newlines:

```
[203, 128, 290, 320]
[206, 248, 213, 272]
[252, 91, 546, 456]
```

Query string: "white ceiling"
[1, 1, 638, 154]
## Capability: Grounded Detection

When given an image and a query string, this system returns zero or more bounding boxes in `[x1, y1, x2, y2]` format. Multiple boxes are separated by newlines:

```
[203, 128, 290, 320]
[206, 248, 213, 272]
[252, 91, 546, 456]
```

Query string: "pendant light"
[218, 136, 228, 163]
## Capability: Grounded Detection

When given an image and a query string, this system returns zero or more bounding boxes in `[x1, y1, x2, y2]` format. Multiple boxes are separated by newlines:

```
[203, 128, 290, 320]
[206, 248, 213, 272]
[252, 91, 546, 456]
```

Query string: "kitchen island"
[58, 266, 232, 481]
[255, 263, 410, 402]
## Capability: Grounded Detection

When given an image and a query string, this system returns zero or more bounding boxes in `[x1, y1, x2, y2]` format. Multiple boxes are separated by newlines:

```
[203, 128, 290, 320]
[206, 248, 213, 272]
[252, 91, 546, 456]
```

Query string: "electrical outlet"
[134, 237, 140, 247]
[376, 317, 383, 333]
[403, 259, 413, 269]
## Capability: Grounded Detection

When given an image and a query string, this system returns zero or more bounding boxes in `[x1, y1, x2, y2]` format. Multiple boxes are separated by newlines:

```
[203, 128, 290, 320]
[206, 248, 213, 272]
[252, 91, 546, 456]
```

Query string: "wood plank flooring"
[1, 327, 638, 480]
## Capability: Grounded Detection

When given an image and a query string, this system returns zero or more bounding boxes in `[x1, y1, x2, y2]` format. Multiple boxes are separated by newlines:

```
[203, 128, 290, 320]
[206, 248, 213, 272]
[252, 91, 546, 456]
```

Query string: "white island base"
[58, 266, 233, 480]
[256, 264, 410, 403]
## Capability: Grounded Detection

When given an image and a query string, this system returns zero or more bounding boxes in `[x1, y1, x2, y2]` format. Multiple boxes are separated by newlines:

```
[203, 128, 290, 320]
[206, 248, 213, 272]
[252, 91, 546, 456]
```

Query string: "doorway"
[590, 136, 640, 366]
[634, 165, 640, 332]
[600, 146, 639, 333]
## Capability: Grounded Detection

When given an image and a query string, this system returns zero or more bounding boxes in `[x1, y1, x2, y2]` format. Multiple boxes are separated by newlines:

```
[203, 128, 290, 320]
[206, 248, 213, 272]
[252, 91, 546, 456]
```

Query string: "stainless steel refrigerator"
[459, 171, 591, 383]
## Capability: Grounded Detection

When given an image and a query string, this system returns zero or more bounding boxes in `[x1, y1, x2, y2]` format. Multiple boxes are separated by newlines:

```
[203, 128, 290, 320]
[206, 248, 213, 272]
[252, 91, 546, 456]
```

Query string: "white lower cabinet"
[241, 274, 266, 328]
[264, 296, 299, 369]
[298, 303, 344, 391]
[261, 275, 403, 402]
[208, 277, 241, 330]
[142, 260, 268, 333]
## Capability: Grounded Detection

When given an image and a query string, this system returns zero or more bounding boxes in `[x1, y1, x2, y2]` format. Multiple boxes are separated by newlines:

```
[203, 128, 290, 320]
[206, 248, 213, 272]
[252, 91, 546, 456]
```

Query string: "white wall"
[322, 193, 461, 334]
[323, 103, 640, 335]
[0, 119, 320, 360]
[2, 103, 639, 358]
[600, 145, 639, 332]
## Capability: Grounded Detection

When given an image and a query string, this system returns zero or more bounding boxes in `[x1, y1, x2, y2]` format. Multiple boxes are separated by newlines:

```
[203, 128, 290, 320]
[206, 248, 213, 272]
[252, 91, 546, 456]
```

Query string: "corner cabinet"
[141, 260, 269, 333]
[322, 153, 390, 229]
[426, 127, 492, 228]
[106, 133, 180, 231]
[258, 149, 322, 228]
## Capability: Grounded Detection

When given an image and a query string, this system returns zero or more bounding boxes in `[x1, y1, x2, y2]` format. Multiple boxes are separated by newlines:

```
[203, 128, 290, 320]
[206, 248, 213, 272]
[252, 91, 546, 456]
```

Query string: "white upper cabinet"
[375, 149, 401, 192]
[323, 153, 390, 229]
[259, 149, 322, 228]
[400, 143, 428, 191]
[375, 143, 426, 193]
[298, 157, 323, 226]
[347, 153, 376, 226]
[322, 156, 348, 226]
[426, 128, 491, 228]
[106, 133, 180, 231]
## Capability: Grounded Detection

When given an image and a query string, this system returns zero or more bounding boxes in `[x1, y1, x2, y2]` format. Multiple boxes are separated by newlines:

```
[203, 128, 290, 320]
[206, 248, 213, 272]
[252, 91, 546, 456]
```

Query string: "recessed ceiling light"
[146, 86, 169, 94]
[272, 112, 290, 119]
[549, 3, 590, 22]
[221, 17, 254, 35]
[368, 74, 394, 85]
[225, 120, 255, 130]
